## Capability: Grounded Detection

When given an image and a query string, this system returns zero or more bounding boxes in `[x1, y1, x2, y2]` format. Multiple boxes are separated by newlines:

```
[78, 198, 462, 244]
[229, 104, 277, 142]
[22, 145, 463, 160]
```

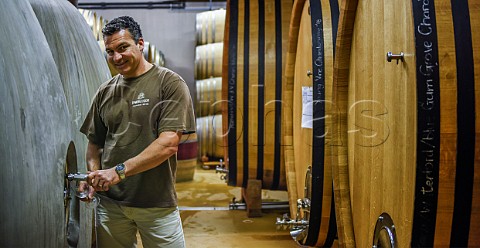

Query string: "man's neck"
[123, 61, 153, 79]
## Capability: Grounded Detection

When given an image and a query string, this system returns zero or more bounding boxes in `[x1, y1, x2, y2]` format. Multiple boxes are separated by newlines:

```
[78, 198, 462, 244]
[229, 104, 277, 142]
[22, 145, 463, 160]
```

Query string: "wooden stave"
[330, 0, 357, 246]
[332, 0, 480, 247]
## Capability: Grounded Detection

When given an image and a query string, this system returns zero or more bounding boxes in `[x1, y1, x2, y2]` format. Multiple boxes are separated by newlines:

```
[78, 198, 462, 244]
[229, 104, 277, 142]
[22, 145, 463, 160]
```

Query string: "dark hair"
[102, 16, 143, 44]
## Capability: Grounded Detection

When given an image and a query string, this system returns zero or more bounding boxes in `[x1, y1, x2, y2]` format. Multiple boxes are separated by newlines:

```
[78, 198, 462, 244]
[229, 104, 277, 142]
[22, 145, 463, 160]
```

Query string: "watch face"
[116, 163, 126, 179]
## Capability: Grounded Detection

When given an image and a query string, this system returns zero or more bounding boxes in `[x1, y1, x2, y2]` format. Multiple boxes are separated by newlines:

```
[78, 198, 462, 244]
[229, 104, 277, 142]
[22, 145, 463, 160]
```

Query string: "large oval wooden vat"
[331, 0, 480, 247]
[196, 9, 226, 45]
[0, 1, 72, 246]
[282, 0, 339, 246]
[195, 42, 224, 80]
[196, 77, 222, 118]
[223, 0, 292, 190]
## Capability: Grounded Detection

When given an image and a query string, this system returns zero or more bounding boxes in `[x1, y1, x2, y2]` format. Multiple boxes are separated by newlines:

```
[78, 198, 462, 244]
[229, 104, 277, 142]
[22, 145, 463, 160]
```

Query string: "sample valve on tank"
[66, 173, 88, 181]
[276, 166, 313, 243]
[65, 172, 89, 201]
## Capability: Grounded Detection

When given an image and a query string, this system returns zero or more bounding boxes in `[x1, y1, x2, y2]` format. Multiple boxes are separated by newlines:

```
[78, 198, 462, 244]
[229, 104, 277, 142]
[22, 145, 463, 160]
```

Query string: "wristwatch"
[115, 163, 126, 180]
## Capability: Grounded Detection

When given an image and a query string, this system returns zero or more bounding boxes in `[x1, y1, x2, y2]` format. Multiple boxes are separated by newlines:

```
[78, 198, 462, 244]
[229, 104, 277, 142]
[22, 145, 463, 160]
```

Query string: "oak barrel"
[93, 12, 105, 41]
[0, 1, 72, 246]
[153, 49, 165, 67]
[79, 9, 95, 34]
[196, 115, 224, 161]
[282, 0, 339, 246]
[331, 0, 480, 247]
[176, 133, 199, 182]
[143, 41, 151, 62]
[195, 42, 224, 80]
[196, 9, 226, 45]
[222, 0, 292, 190]
[148, 44, 156, 63]
[196, 77, 222, 118]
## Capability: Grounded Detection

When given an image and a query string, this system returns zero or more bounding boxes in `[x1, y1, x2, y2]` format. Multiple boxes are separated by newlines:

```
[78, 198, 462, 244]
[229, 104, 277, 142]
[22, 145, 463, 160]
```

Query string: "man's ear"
[137, 38, 145, 51]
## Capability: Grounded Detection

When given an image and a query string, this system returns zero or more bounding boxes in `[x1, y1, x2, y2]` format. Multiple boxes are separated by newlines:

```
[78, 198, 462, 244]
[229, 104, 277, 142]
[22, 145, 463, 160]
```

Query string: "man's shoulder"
[154, 66, 185, 83]
[97, 75, 121, 92]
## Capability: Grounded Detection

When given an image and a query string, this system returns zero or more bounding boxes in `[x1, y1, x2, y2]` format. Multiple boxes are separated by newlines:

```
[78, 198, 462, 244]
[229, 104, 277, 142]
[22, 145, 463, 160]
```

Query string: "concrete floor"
[173, 165, 299, 248]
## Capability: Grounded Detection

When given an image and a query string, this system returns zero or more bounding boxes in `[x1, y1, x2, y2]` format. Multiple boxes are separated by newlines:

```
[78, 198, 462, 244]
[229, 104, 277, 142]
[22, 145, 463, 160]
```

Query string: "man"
[79, 16, 195, 247]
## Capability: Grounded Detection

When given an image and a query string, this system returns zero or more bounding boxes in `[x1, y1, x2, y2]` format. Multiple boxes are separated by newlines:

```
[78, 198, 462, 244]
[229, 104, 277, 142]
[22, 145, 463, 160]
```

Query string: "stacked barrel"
[79, 9, 165, 76]
[194, 9, 226, 168]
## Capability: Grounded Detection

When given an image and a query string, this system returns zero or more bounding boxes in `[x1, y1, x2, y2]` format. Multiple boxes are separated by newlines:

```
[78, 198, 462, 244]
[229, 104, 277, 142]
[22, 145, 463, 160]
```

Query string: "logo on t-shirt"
[132, 92, 150, 107]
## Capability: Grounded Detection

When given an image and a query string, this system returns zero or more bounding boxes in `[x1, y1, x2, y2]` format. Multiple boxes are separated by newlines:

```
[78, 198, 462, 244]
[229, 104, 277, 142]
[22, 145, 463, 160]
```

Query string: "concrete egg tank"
[0, 0, 71, 246]
[1, 0, 111, 246]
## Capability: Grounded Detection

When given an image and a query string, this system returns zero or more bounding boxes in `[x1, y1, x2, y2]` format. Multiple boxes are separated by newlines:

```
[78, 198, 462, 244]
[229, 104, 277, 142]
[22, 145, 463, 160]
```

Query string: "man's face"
[104, 29, 144, 78]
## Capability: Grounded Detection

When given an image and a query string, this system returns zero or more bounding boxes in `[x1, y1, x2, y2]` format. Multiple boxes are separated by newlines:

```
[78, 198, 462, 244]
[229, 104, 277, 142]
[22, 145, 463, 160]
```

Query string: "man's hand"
[78, 181, 95, 202]
[87, 167, 121, 191]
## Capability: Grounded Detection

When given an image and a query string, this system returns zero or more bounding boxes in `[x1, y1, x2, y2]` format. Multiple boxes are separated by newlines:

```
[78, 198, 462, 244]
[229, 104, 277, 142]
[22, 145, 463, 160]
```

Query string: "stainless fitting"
[276, 213, 309, 230]
[386, 52, 405, 64]
[66, 173, 88, 181]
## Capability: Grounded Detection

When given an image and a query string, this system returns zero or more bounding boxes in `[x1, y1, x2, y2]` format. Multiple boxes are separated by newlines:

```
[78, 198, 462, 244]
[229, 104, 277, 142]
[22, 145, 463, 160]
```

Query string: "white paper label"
[301, 86, 313, 129]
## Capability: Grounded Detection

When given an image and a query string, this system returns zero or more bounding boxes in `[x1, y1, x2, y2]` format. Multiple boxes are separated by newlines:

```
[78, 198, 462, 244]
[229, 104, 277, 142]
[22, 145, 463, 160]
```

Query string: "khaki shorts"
[95, 197, 185, 248]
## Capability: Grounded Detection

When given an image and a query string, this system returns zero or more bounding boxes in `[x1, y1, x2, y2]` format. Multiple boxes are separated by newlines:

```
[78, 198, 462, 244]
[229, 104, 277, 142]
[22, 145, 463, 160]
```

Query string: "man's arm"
[87, 131, 182, 191]
[86, 141, 102, 172]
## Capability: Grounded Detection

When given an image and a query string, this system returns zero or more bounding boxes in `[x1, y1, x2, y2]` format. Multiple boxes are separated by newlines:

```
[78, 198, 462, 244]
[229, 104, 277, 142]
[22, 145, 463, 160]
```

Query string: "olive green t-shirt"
[80, 65, 195, 208]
